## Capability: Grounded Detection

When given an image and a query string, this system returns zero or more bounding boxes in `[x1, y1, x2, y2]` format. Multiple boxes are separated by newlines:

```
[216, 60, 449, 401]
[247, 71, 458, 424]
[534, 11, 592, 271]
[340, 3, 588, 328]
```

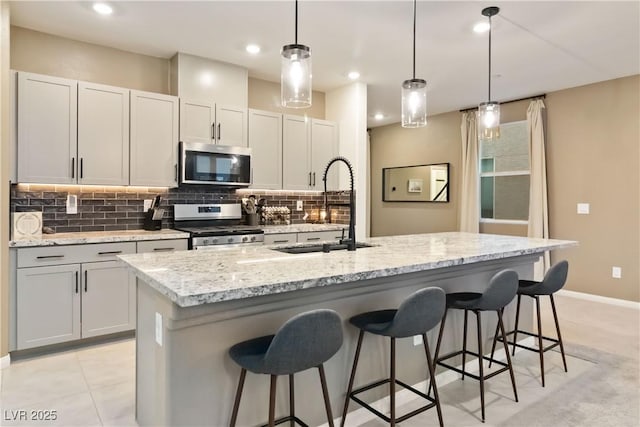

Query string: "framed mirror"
[382, 163, 450, 202]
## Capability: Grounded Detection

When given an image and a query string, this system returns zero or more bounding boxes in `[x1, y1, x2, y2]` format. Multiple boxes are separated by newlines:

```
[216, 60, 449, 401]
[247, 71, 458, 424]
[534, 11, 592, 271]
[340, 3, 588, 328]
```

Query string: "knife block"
[143, 209, 163, 231]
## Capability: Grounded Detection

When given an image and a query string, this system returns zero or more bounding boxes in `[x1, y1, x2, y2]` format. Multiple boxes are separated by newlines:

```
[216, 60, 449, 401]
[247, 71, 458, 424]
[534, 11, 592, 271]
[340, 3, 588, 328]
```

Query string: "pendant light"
[281, 0, 312, 108]
[401, 0, 427, 128]
[478, 6, 500, 139]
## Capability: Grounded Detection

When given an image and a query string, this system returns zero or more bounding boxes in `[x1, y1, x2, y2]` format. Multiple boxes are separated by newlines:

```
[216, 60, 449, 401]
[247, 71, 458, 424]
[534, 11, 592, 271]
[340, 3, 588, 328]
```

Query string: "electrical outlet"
[155, 312, 163, 346]
[66, 194, 77, 214]
[612, 266, 622, 279]
[413, 335, 423, 346]
[577, 203, 590, 214]
[144, 199, 153, 211]
[296, 200, 303, 211]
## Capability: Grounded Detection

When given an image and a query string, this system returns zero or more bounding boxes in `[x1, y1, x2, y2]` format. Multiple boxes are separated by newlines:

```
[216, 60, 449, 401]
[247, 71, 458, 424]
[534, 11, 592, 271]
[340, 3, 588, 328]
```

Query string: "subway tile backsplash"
[10, 184, 351, 233]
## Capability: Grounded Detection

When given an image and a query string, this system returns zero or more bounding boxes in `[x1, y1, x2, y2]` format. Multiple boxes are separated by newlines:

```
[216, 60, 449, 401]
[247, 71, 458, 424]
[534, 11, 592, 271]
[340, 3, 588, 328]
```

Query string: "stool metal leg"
[423, 334, 444, 427]
[488, 308, 503, 368]
[497, 309, 519, 403]
[229, 368, 246, 427]
[318, 364, 335, 427]
[535, 296, 546, 387]
[289, 374, 295, 427]
[462, 309, 469, 380]
[550, 294, 568, 372]
[390, 337, 396, 426]
[475, 311, 485, 423]
[269, 375, 277, 427]
[512, 294, 522, 356]
[429, 308, 448, 397]
[341, 330, 364, 427]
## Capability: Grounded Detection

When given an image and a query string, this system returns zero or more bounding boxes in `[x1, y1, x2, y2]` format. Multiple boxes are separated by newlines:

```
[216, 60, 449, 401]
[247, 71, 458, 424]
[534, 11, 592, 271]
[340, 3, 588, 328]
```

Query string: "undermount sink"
[272, 242, 375, 254]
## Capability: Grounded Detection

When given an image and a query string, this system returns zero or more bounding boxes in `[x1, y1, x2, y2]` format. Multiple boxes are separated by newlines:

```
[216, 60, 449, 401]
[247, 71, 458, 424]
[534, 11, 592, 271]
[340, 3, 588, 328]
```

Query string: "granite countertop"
[262, 223, 348, 234]
[118, 232, 577, 308]
[9, 229, 190, 248]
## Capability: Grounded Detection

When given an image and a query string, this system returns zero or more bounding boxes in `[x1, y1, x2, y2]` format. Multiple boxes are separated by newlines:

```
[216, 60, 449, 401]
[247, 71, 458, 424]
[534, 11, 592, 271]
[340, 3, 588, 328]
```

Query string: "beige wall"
[10, 26, 169, 93]
[248, 77, 325, 119]
[370, 75, 640, 302]
[369, 110, 461, 236]
[1, 3, 10, 359]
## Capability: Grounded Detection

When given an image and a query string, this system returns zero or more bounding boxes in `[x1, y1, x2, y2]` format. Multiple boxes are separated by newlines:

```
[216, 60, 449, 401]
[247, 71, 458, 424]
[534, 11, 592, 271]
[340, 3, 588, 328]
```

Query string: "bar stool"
[433, 270, 519, 423]
[489, 260, 569, 387]
[229, 309, 343, 427]
[341, 287, 446, 427]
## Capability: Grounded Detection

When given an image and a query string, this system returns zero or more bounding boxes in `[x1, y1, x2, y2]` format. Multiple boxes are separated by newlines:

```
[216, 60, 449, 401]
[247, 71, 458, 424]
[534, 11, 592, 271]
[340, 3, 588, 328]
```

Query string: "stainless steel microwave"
[180, 142, 252, 186]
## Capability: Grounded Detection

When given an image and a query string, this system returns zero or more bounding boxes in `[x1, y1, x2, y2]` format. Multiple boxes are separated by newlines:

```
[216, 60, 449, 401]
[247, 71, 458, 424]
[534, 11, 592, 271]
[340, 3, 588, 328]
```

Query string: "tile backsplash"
[10, 184, 351, 233]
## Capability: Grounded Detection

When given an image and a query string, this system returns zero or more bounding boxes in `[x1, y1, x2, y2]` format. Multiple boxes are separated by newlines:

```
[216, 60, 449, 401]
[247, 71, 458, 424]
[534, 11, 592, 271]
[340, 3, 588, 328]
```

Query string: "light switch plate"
[612, 266, 622, 279]
[413, 335, 423, 346]
[155, 312, 163, 346]
[296, 200, 303, 211]
[577, 203, 590, 214]
[66, 195, 77, 214]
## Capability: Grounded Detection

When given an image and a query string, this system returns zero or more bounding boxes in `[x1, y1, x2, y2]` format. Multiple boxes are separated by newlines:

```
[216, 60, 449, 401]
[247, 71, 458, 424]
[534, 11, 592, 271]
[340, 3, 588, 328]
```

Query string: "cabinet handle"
[212, 123, 216, 140]
[306, 237, 321, 241]
[313, 172, 316, 186]
[152, 247, 175, 252]
[218, 123, 221, 140]
[36, 255, 65, 259]
[273, 240, 289, 244]
[71, 158, 75, 179]
[80, 158, 84, 179]
[75, 271, 79, 294]
[174, 164, 178, 182]
[84, 270, 88, 292]
[308, 172, 312, 186]
[97, 250, 123, 255]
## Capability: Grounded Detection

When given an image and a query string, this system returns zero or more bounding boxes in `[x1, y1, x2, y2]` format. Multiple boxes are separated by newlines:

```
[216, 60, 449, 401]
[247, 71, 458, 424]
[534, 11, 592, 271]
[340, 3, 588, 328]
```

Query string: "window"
[480, 120, 530, 223]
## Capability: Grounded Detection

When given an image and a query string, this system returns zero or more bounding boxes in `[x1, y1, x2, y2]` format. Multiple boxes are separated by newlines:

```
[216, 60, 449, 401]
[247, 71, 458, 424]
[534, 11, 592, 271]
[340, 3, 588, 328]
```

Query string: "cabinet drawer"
[297, 230, 344, 243]
[17, 242, 136, 268]
[264, 233, 297, 245]
[137, 239, 188, 253]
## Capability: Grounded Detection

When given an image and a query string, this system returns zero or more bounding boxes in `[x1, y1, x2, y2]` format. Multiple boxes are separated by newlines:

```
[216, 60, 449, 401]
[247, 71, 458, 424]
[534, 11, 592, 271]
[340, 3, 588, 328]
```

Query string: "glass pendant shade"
[401, 78, 427, 128]
[478, 101, 501, 139]
[281, 44, 312, 108]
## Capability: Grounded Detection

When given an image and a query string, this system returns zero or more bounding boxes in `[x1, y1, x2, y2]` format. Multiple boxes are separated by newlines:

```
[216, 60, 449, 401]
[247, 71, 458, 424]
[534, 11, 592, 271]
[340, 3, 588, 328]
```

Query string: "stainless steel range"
[173, 204, 264, 249]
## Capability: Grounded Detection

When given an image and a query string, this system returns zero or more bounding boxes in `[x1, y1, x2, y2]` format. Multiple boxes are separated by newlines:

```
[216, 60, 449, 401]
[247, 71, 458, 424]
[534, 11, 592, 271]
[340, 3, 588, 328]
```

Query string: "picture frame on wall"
[408, 179, 423, 193]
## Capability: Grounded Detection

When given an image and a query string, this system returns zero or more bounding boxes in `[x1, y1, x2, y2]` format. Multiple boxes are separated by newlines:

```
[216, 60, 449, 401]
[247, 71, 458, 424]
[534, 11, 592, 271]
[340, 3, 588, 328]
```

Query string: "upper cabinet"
[17, 72, 78, 184]
[282, 116, 339, 191]
[130, 90, 179, 187]
[78, 82, 130, 185]
[249, 109, 282, 189]
[179, 99, 247, 147]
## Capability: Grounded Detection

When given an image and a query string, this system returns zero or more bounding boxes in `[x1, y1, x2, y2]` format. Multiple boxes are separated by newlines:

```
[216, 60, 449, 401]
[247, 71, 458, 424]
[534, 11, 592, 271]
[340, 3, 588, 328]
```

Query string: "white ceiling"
[9, 1, 640, 127]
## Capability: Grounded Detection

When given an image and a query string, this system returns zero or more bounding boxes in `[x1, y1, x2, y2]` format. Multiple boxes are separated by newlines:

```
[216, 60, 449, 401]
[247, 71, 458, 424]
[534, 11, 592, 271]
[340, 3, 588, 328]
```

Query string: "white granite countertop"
[118, 232, 577, 308]
[262, 223, 348, 234]
[9, 229, 190, 248]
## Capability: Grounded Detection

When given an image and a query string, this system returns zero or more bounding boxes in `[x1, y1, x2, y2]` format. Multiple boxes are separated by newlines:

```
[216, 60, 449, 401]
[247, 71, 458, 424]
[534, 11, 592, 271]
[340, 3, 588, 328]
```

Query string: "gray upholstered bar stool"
[229, 309, 343, 427]
[489, 260, 569, 387]
[432, 270, 519, 423]
[341, 287, 445, 427]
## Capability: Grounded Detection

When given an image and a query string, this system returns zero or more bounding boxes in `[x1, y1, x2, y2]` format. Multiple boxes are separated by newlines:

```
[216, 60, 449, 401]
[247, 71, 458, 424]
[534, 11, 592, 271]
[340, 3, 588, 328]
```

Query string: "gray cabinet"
[311, 119, 339, 191]
[263, 233, 297, 245]
[130, 90, 179, 187]
[179, 99, 247, 147]
[248, 109, 282, 189]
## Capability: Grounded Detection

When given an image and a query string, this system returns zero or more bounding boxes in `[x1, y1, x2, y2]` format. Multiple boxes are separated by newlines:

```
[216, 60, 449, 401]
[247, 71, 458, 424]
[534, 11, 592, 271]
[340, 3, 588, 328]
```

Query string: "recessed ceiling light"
[348, 71, 360, 80]
[245, 44, 261, 54]
[93, 2, 113, 15]
[473, 22, 490, 33]
[374, 113, 384, 120]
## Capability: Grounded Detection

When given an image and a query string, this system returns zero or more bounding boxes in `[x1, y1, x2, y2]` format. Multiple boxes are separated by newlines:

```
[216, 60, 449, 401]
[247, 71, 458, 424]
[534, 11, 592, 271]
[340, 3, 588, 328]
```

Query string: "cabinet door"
[130, 90, 179, 187]
[180, 99, 215, 143]
[282, 114, 311, 190]
[311, 119, 339, 190]
[78, 82, 130, 185]
[216, 104, 247, 147]
[248, 109, 282, 189]
[298, 230, 344, 243]
[17, 72, 77, 184]
[81, 261, 135, 338]
[16, 264, 81, 350]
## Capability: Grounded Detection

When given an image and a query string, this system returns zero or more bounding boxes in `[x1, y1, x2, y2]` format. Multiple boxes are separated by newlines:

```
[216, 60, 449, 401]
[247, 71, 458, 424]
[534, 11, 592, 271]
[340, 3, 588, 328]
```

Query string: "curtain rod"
[459, 93, 546, 113]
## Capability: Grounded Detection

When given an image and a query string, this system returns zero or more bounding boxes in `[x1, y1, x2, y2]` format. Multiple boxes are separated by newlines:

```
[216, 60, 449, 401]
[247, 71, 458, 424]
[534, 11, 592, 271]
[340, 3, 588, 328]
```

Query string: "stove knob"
[250, 236, 256, 242]
[212, 239, 218, 244]
[242, 237, 248, 243]
[203, 239, 209, 245]
[228, 237, 234, 243]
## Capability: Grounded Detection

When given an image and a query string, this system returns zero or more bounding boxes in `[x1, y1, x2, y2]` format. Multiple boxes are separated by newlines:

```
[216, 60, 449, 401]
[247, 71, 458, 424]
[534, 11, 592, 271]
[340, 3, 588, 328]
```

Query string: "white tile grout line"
[74, 350, 106, 426]
[557, 289, 640, 310]
[317, 337, 536, 427]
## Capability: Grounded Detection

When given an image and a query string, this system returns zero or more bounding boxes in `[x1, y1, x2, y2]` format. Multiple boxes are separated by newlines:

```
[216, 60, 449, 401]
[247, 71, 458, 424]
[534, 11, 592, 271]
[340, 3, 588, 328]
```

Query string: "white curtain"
[527, 99, 550, 280]
[460, 112, 480, 232]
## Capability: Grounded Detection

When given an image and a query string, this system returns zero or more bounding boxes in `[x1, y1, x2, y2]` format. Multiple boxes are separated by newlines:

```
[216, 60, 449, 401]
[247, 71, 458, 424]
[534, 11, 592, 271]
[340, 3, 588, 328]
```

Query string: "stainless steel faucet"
[322, 157, 356, 251]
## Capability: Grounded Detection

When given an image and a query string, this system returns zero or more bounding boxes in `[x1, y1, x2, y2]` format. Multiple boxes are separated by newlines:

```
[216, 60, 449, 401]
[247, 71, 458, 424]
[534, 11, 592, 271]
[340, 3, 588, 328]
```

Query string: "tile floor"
[0, 293, 638, 426]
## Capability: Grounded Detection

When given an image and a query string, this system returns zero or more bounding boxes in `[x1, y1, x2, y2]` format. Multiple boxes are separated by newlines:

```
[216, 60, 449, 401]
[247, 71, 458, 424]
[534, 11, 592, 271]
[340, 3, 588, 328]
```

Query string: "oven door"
[180, 142, 251, 186]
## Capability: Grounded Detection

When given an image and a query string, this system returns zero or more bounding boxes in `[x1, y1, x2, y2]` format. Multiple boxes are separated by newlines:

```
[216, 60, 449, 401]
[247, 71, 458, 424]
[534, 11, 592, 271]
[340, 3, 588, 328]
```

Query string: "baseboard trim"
[319, 337, 535, 427]
[558, 290, 640, 310]
[0, 353, 10, 369]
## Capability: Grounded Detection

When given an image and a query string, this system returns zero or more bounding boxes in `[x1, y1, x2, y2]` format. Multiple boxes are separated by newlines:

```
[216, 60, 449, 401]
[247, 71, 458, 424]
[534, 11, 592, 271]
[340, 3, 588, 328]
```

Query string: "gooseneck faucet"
[322, 157, 356, 251]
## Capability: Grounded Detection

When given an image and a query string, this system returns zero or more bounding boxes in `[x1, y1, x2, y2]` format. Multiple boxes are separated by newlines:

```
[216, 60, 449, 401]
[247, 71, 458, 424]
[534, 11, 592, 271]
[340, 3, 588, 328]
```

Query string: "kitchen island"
[118, 232, 576, 426]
